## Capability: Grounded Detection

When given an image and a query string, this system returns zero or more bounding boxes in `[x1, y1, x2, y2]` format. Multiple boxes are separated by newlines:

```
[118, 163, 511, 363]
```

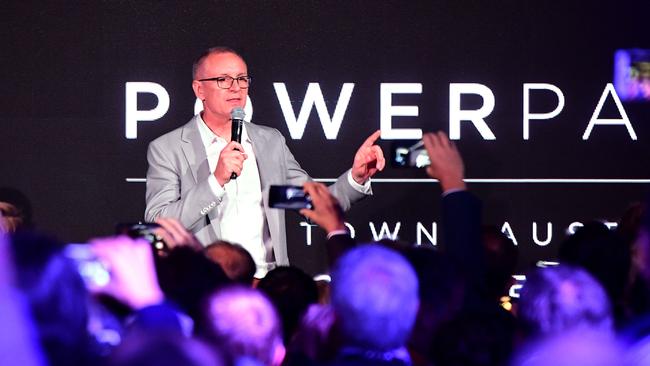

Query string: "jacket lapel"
[180, 116, 211, 184]
[245, 123, 273, 187]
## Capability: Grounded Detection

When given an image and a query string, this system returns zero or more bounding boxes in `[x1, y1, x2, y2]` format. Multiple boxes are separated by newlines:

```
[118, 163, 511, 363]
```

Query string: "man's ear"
[192, 80, 204, 101]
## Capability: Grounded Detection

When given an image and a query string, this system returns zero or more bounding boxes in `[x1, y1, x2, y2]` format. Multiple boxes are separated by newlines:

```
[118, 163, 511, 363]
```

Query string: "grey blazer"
[144, 115, 368, 265]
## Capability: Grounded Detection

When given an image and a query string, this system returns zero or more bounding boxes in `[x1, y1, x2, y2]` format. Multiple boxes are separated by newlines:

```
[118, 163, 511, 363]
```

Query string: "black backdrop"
[2, 1, 649, 274]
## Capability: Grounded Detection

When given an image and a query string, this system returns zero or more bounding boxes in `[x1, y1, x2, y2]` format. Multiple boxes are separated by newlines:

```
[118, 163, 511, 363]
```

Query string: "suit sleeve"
[280, 131, 311, 186]
[144, 140, 220, 231]
[278, 131, 369, 211]
[328, 170, 369, 211]
[441, 190, 484, 285]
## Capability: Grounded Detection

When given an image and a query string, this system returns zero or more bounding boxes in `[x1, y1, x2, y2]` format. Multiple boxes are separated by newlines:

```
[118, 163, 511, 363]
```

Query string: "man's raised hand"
[422, 131, 466, 192]
[351, 130, 385, 184]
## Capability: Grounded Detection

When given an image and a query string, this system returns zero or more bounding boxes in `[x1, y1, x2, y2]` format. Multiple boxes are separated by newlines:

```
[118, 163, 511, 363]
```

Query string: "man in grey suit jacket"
[145, 47, 384, 276]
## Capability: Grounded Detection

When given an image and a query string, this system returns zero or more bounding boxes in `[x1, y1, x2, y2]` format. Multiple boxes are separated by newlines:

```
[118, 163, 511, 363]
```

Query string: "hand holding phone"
[299, 182, 346, 233]
[422, 132, 466, 191]
[153, 217, 203, 251]
[116, 222, 167, 255]
[269, 185, 313, 210]
[64, 244, 111, 288]
[89, 236, 164, 309]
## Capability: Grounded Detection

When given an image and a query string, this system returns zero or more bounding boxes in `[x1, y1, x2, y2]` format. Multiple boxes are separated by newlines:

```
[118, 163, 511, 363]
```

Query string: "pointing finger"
[361, 130, 382, 147]
[372, 145, 386, 171]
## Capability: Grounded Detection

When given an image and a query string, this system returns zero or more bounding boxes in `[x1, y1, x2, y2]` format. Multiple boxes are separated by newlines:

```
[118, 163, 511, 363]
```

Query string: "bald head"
[205, 241, 256, 285]
[192, 47, 246, 80]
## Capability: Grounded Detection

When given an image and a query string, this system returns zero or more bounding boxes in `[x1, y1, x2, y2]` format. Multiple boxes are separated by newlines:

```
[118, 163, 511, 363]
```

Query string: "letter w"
[369, 222, 402, 241]
[273, 83, 354, 139]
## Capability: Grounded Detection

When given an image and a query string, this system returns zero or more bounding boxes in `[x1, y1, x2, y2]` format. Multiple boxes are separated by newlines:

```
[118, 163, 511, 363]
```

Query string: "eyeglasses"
[197, 75, 251, 89]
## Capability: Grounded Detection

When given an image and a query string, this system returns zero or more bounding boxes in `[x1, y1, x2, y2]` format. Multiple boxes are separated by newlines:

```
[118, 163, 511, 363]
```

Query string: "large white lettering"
[582, 83, 637, 140]
[369, 222, 402, 241]
[300, 222, 317, 246]
[273, 83, 354, 139]
[416, 222, 437, 246]
[532, 222, 552, 246]
[125, 82, 170, 139]
[344, 222, 356, 239]
[449, 83, 496, 140]
[380, 83, 423, 139]
[567, 222, 584, 235]
[301, 221, 356, 245]
[501, 221, 518, 245]
[123, 81, 640, 142]
[523, 83, 565, 140]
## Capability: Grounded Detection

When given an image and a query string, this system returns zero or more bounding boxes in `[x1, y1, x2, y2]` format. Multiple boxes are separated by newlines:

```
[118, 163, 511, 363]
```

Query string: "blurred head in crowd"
[633, 201, 650, 282]
[205, 241, 256, 285]
[618, 201, 645, 246]
[559, 221, 630, 323]
[330, 244, 419, 352]
[157, 246, 230, 323]
[10, 231, 93, 366]
[482, 226, 518, 302]
[512, 330, 622, 366]
[400, 246, 464, 361]
[624, 333, 650, 366]
[430, 306, 516, 366]
[518, 264, 612, 339]
[286, 304, 338, 364]
[110, 333, 223, 366]
[257, 266, 318, 344]
[204, 285, 285, 366]
[0, 187, 33, 233]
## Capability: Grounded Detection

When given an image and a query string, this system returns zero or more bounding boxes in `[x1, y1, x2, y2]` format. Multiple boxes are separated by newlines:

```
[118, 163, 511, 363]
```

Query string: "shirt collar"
[196, 114, 250, 149]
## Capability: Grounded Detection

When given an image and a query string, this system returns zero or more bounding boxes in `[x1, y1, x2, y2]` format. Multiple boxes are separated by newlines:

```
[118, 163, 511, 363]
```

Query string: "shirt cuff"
[441, 188, 466, 197]
[207, 175, 226, 200]
[347, 171, 371, 194]
[327, 229, 349, 239]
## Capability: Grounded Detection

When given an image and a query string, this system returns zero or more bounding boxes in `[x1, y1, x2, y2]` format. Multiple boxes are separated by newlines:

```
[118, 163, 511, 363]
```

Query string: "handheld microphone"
[230, 107, 245, 180]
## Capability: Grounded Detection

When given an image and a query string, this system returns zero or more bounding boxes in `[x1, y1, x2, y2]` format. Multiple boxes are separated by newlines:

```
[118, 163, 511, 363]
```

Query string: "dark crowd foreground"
[1, 132, 649, 366]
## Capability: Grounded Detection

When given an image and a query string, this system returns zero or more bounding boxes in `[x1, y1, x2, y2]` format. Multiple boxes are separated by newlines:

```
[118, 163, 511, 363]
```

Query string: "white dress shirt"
[197, 117, 274, 278]
[196, 116, 370, 278]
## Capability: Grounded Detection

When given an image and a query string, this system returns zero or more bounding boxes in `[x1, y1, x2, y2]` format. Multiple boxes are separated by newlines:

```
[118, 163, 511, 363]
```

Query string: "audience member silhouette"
[10, 231, 98, 366]
[109, 333, 223, 366]
[0, 187, 33, 233]
[559, 221, 630, 326]
[518, 264, 613, 340]
[203, 285, 285, 366]
[257, 266, 319, 344]
[205, 241, 256, 285]
[328, 244, 419, 366]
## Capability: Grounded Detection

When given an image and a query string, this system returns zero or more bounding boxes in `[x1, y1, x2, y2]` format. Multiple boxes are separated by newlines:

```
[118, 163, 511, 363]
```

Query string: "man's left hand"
[351, 130, 385, 184]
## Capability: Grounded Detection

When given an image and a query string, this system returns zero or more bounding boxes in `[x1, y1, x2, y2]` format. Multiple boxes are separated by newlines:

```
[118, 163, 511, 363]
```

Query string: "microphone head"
[230, 107, 246, 121]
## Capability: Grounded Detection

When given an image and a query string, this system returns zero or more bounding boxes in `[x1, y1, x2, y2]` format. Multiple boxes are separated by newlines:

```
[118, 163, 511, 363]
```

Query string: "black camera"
[390, 140, 431, 168]
[115, 222, 167, 254]
[268, 185, 313, 210]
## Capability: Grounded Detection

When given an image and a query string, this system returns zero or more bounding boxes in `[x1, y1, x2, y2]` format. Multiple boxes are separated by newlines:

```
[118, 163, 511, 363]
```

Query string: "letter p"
[125, 82, 170, 139]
